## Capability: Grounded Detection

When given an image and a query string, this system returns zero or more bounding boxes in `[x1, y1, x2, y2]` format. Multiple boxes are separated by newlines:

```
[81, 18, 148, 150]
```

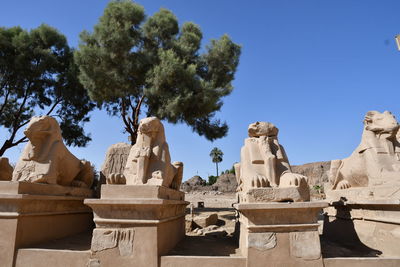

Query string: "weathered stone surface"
[248, 232, 276, 250]
[12, 116, 93, 188]
[0, 181, 93, 197]
[87, 259, 101, 267]
[235, 121, 310, 202]
[101, 184, 185, 200]
[243, 187, 310, 203]
[0, 157, 13, 181]
[324, 200, 400, 257]
[92, 228, 135, 256]
[0, 181, 93, 267]
[331, 110, 400, 190]
[290, 231, 321, 260]
[85, 183, 188, 267]
[326, 183, 400, 202]
[193, 213, 218, 228]
[99, 143, 131, 191]
[107, 117, 183, 190]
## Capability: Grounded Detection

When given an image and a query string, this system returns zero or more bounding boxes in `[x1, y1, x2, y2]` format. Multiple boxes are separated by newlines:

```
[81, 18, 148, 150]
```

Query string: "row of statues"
[1, 110, 400, 201]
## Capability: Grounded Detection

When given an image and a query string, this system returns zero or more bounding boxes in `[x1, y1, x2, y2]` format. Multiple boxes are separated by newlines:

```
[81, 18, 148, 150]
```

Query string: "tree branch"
[11, 135, 28, 147]
[134, 95, 145, 127]
[46, 99, 62, 116]
[0, 87, 10, 116]
[12, 85, 30, 130]
[121, 98, 134, 137]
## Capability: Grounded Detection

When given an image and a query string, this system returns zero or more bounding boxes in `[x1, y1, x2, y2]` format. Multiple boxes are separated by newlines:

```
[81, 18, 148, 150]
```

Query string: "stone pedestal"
[324, 189, 400, 257]
[0, 181, 93, 267]
[85, 185, 188, 267]
[239, 187, 310, 203]
[234, 202, 328, 267]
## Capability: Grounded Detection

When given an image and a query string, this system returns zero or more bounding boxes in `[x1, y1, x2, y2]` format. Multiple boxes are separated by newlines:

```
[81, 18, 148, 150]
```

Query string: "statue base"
[239, 186, 310, 203]
[84, 185, 188, 267]
[0, 181, 93, 267]
[325, 182, 400, 202]
[234, 201, 328, 267]
[324, 185, 400, 256]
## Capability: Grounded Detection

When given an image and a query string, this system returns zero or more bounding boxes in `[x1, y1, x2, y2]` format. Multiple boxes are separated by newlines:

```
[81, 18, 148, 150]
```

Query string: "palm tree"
[210, 147, 223, 176]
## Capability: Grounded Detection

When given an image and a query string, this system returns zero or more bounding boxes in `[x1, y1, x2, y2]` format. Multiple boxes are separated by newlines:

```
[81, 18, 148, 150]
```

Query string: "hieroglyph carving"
[331, 111, 400, 189]
[12, 116, 93, 187]
[235, 121, 308, 193]
[107, 117, 183, 190]
[92, 228, 135, 257]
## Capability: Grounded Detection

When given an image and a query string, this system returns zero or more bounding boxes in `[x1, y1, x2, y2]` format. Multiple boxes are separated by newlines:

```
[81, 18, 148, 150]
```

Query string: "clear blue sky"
[1, 0, 400, 181]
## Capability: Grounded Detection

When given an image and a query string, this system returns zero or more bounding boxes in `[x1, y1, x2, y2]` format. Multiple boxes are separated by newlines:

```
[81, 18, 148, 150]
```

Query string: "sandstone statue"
[97, 142, 131, 195]
[0, 157, 13, 181]
[107, 117, 183, 190]
[12, 116, 94, 188]
[331, 110, 400, 190]
[235, 121, 308, 195]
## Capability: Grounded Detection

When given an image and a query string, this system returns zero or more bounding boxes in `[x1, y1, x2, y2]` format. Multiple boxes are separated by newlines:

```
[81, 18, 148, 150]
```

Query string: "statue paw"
[71, 180, 88, 188]
[251, 175, 270, 188]
[107, 173, 126, 185]
[280, 173, 307, 188]
[337, 180, 351, 190]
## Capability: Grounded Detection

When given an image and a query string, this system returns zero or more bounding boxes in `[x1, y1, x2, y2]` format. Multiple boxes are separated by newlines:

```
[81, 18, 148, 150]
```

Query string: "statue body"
[331, 111, 400, 190]
[12, 116, 93, 188]
[108, 117, 183, 190]
[236, 122, 308, 195]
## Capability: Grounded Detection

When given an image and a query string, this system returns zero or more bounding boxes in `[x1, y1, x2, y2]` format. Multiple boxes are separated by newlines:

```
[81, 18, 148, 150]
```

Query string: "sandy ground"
[185, 191, 237, 208]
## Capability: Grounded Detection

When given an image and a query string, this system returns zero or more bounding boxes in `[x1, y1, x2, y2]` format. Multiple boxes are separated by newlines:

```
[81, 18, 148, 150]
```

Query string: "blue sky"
[1, 0, 400, 180]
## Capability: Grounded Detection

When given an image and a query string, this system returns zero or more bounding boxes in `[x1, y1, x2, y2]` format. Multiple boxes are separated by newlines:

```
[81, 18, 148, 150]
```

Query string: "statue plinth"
[325, 182, 400, 203]
[235, 201, 328, 267]
[0, 181, 93, 267]
[240, 186, 310, 203]
[324, 184, 400, 256]
[84, 185, 188, 267]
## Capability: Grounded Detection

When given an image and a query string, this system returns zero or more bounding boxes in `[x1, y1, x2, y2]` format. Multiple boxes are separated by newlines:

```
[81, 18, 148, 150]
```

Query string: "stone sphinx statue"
[0, 157, 13, 181]
[331, 110, 400, 190]
[235, 121, 309, 202]
[12, 116, 93, 188]
[107, 117, 183, 190]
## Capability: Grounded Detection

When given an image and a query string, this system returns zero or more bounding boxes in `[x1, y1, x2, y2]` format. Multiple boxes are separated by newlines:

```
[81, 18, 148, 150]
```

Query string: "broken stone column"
[85, 117, 188, 267]
[234, 121, 328, 267]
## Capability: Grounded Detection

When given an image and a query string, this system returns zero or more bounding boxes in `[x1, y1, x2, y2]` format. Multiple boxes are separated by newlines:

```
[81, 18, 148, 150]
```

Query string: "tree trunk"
[121, 95, 144, 146]
[216, 162, 219, 177]
[0, 140, 11, 157]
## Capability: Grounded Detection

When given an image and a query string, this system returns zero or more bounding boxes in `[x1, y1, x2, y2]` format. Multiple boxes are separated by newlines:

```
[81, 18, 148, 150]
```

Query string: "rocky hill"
[291, 161, 331, 186]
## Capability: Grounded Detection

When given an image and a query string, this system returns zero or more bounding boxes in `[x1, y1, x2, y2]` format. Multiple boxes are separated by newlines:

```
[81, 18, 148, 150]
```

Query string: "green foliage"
[0, 24, 94, 156]
[210, 147, 223, 163]
[313, 184, 323, 194]
[209, 147, 223, 176]
[75, 0, 241, 143]
[207, 175, 218, 185]
[221, 166, 236, 175]
[313, 185, 321, 190]
[229, 165, 236, 175]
